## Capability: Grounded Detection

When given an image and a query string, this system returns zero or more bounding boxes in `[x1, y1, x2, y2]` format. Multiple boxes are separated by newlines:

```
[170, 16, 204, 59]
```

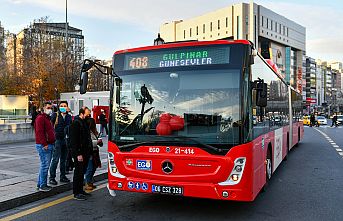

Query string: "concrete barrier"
[0, 123, 35, 144]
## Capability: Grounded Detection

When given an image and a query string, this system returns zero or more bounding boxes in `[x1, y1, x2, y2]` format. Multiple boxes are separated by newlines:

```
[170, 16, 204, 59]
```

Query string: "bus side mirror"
[253, 79, 267, 107]
[79, 71, 88, 94]
[256, 82, 267, 107]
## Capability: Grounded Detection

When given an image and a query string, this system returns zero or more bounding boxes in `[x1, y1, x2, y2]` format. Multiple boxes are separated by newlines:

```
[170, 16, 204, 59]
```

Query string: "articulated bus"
[80, 39, 304, 201]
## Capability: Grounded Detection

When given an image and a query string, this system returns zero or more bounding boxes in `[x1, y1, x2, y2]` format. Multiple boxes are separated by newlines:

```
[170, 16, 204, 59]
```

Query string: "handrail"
[0, 115, 31, 124]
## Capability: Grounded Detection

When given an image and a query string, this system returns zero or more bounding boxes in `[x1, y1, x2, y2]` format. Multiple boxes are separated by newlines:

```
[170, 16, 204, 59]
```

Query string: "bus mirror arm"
[78, 59, 122, 94]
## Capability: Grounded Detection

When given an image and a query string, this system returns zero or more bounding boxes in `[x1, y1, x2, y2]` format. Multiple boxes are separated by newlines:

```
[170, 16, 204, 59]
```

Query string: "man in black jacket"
[49, 101, 72, 185]
[99, 109, 108, 137]
[70, 108, 92, 200]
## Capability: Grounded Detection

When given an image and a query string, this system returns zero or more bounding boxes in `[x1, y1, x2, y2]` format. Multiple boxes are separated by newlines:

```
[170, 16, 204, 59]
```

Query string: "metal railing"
[0, 115, 32, 124]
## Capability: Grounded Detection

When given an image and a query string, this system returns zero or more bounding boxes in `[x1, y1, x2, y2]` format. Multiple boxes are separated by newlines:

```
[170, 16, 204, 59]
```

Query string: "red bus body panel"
[108, 122, 303, 201]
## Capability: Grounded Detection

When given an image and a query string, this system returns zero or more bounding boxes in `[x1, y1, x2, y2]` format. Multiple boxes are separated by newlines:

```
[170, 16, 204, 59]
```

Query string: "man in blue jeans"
[34, 102, 56, 192]
[49, 101, 72, 185]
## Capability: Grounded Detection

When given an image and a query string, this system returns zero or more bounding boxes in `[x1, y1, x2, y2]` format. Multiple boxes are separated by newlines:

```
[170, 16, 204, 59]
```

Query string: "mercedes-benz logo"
[162, 160, 173, 174]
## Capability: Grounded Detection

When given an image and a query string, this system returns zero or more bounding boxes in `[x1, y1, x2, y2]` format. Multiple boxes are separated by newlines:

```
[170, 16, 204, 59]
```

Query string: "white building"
[160, 2, 306, 92]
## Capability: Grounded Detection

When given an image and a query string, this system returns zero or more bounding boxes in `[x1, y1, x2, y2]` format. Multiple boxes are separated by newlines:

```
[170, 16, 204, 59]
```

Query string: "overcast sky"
[0, 0, 342, 62]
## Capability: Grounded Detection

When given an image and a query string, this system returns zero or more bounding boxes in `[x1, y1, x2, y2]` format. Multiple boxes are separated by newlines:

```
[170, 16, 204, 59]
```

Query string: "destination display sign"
[123, 46, 230, 70]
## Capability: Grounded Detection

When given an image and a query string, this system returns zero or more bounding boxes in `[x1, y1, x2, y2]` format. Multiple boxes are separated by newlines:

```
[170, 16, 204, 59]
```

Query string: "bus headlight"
[108, 152, 125, 178]
[218, 157, 246, 186]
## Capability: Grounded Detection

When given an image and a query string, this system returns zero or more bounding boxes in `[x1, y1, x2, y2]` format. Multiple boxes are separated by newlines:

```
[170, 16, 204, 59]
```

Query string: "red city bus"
[80, 39, 303, 201]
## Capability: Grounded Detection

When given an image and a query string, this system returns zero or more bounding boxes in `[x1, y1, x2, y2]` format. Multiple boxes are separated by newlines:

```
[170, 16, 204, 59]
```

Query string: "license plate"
[151, 185, 183, 195]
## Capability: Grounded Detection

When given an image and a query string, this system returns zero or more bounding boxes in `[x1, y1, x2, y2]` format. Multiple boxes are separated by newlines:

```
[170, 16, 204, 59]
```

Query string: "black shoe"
[49, 179, 58, 185]
[60, 177, 70, 183]
[65, 170, 69, 174]
[81, 191, 91, 196]
[74, 194, 87, 201]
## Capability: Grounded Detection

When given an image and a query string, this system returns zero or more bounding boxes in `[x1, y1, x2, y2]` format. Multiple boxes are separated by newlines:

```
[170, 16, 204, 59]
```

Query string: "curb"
[0, 172, 107, 213]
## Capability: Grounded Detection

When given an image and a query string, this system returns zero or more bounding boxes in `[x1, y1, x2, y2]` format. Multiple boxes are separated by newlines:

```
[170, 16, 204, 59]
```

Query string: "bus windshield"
[112, 67, 242, 147]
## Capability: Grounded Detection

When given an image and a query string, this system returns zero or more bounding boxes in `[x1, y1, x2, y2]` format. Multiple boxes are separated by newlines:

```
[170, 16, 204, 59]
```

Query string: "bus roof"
[114, 39, 251, 55]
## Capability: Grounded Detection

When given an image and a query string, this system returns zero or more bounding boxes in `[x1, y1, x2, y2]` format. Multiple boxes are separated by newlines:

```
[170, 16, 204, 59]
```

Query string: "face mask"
[59, 107, 67, 113]
[44, 109, 52, 116]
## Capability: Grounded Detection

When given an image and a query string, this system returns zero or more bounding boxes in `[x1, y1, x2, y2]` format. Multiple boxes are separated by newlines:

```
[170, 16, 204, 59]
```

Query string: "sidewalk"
[0, 139, 109, 212]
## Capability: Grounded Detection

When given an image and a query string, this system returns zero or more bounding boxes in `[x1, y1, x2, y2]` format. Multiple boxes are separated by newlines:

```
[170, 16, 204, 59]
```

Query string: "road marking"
[0, 183, 107, 221]
[314, 128, 343, 159]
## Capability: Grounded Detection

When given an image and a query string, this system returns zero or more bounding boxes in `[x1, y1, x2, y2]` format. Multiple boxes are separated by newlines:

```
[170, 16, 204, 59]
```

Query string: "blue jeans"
[49, 139, 68, 180]
[100, 124, 108, 137]
[85, 156, 96, 183]
[36, 144, 53, 188]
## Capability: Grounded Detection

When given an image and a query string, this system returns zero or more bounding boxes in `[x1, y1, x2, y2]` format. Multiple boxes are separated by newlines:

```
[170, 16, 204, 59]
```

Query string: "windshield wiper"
[118, 141, 154, 150]
[158, 135, 223, 154]
[118, 136, 225, 154]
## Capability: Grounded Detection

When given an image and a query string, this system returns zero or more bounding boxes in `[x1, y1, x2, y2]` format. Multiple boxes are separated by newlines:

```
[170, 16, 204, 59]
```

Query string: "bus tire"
[263, 145, 272, 192]
[283, 133, 289, 161]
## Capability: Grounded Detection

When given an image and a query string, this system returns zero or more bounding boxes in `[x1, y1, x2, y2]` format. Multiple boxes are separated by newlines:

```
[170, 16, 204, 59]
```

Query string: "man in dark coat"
[331, 114, 338, 127]
[99, 109, 108, 137]
[70, 107, 92, 200]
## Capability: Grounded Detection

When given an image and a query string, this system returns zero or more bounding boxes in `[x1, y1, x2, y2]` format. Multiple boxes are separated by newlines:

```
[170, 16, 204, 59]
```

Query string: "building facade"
[160, 2, 306, 92]
[6, 22, 84, 77]
[305, 57, 317, 107]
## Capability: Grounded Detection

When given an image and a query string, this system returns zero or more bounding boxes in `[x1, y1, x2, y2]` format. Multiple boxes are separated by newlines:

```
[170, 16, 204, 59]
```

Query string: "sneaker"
[85, 183, 94, 191]
[39, 186, 52, 192]
[49, 179, 58, 185]
[90, 183, 97, 189]
[74, 194, 87, 201]
[81, 191, 92, 196]
[60, 177, 70, 183]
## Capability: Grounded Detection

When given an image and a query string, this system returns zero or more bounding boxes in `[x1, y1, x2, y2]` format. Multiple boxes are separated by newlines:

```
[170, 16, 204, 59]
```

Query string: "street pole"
[64, 0, 68, 91]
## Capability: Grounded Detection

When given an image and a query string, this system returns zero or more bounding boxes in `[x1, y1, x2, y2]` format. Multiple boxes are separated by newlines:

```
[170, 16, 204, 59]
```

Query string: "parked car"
[316, 116, 327, 125]
[337, 115, 343, 125]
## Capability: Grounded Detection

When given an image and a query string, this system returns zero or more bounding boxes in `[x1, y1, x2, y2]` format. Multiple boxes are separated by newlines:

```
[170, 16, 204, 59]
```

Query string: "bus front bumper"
[107, 178, 254, 201]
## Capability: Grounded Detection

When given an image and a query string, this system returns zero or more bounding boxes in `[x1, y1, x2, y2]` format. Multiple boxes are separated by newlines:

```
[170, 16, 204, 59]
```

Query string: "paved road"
[1, 127, 342, 221]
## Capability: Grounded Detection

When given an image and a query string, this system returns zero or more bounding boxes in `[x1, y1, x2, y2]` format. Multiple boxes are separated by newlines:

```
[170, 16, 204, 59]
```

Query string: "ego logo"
[136, 160, 152, 171]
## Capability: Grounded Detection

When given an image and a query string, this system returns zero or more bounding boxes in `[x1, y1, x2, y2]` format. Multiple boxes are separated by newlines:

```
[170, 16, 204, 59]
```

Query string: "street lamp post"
[64, 0, 68, 91]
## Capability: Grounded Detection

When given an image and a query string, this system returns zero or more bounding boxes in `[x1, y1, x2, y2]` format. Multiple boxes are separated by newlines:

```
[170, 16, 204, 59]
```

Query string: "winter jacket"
[70, 116, 92, 157]
[34, 113, 56, 146]
[90, 131, 102, 168]
[51, 112, 72, 140]
[99, 114, 107, 125]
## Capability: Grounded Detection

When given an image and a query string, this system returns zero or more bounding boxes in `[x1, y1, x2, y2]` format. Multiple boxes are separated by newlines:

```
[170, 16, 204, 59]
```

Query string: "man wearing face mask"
[70, 107, 93, 200]
[49, 101, 72, 185]
[34, 102, 56, 192]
